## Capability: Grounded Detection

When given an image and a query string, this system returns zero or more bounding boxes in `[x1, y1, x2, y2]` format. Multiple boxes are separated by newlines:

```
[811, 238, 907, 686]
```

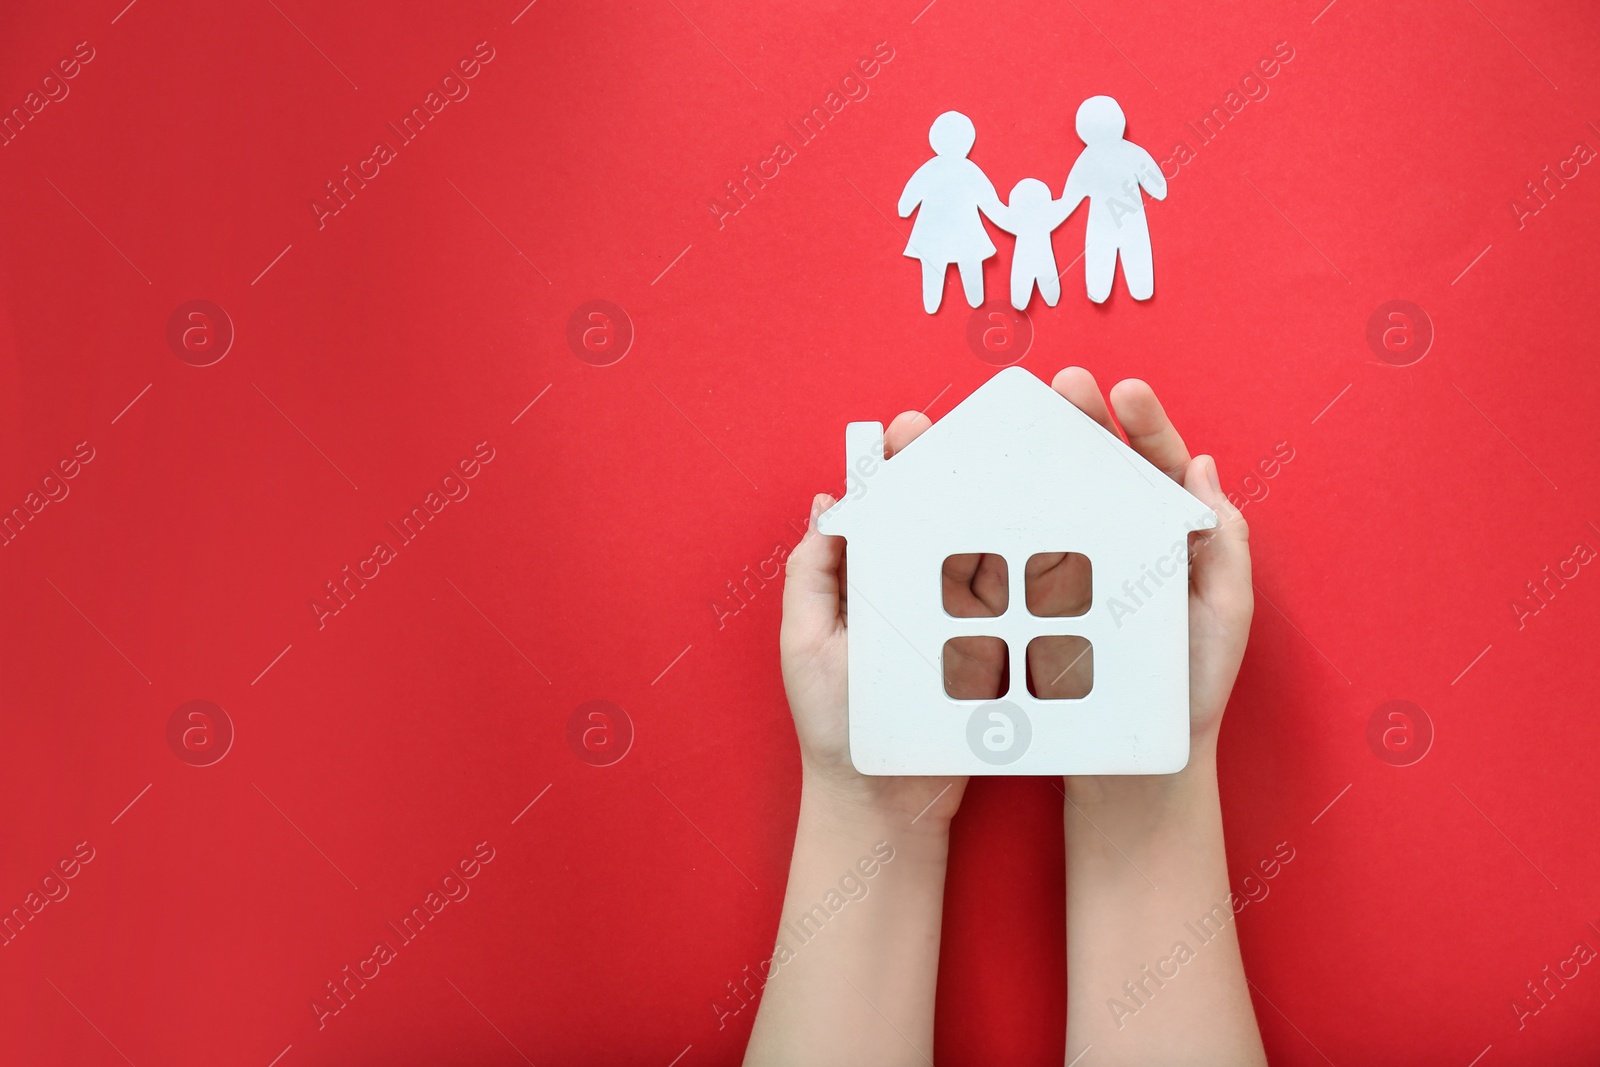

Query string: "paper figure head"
[1075, 95, 1126, 144]
[1008, 177, 1052, 208]
[929, 110, 977, 157]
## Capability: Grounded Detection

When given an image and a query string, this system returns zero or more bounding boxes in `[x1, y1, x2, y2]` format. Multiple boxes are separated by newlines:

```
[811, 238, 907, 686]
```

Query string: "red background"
[3, 0, 1599, 1063]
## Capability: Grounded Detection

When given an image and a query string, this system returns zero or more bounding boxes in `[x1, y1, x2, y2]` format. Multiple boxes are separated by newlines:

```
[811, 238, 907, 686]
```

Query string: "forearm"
[1062, 738, 1266, 1066]
[744, 779, 951, 1066]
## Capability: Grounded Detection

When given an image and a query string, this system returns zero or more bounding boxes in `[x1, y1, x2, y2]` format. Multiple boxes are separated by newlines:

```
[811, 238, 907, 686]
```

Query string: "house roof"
[820, 366, 1218, 535]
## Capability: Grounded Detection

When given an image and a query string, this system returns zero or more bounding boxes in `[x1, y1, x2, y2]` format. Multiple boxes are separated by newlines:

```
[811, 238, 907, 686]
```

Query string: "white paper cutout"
[898, 111, 1005, 313]
[818, 367, 1217, 776]
[898, 98, 1167, 312]
[992, 178, 1075, 309]
[1063, 96, 1167, 303]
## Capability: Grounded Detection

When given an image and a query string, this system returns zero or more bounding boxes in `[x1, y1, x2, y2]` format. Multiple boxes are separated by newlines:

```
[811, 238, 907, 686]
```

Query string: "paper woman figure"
[898, 111, 1006, 314]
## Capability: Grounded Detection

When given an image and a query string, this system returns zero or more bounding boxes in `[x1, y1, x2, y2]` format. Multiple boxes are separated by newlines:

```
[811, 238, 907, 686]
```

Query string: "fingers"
[891, 408, 1014, 607]
[1025, 551, 1065, 579]
[1183, 456, 1251, 608]
[1052, 369, 1191, 486]
[1025, 634, 1094, 699]
[941, 553, 1009, 616]
[785, 407, 921, 629]
[1024, 552, 1092, 617]
[941, 552, 981, 610]
[1109, 378, 1191, 482]
[782, 494, 845, 638]
[884, 410, 933, 459]
[943, 635, 1007, 700]
[972, 553, 1009, 614]
[1050, 366, 1117, 433]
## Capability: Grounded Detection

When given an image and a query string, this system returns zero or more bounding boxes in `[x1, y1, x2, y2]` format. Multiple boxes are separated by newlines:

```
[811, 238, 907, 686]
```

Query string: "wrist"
[1062, 736, 1220, 854]
[798, 770, 955, 849]
[1064, 728, 1216, 799]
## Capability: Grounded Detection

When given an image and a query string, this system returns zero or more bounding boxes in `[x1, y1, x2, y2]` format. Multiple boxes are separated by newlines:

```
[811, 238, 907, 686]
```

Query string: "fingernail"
[809, 494, 826, 530]
[1203, 455, 1221, 493]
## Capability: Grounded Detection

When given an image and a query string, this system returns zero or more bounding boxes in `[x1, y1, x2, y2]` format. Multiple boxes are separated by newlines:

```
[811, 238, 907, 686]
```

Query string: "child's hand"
[760, 410, 972, 1063]
[1045, 369, 1251, 741]
[1046, 369, 1267, 1066]
[780, 411, 969, 829]
[1018, 371, 1253, 736]
[780, 368, 1248, 817]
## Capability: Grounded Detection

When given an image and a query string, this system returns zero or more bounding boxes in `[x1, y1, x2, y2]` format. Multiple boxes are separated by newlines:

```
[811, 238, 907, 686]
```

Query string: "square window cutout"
[1024, 552, 1091, 617]
[942, 554, 1009, 618]
[942, 636, 1008, 700]
[1026, 636, 1093, 699]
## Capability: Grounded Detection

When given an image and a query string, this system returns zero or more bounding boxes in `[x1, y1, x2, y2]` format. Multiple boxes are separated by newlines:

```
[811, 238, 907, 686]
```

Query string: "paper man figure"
[898, 111, 1005, 314]
[1061, 96, 1167, 303]
[991, 178, 1076, 310]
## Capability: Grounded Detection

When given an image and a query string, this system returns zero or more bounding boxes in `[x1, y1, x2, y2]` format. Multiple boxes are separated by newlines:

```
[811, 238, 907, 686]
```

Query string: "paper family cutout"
[818, 368, 1216, 776]
[898, 98, 1167, 313]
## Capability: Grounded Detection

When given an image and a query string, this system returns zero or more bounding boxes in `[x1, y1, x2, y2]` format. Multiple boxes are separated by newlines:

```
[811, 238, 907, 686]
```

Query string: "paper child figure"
[898, 111, 1005, 314]
[1061, 96, 1167, 303]
[991, 178, 1076, 310]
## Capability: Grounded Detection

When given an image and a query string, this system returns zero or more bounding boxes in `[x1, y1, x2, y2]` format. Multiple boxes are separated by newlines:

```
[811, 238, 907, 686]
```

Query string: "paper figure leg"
[1010, 267, 1036, 311]
[1085, 240, 1117, 303]
[957, 259, 984, 308]
[1121, 235, 1154, 300]
[921, 259, 946, 314]
[1038, 269, 1061, 307]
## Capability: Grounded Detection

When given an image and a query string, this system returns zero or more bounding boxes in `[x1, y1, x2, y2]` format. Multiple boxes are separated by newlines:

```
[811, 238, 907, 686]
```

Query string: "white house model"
[817, 367, 1217, 776]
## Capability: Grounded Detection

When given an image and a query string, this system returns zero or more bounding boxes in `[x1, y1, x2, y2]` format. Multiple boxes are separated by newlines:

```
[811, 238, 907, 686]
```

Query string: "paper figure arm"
[1060, 161, 1091, 217]
[897, 166, 929, 217]
[975, 177, 1007, 228]
[972, 192, 998, 230]
[988, 199, 1017, 235]
[1135, 148, 1168, 201]
[1046, 194, 1081, 230]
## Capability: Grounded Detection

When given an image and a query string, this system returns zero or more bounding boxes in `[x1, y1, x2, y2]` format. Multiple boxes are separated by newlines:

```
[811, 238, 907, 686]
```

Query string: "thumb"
[782, 494, 845, 637]
[1183, 456, 1252, 606]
